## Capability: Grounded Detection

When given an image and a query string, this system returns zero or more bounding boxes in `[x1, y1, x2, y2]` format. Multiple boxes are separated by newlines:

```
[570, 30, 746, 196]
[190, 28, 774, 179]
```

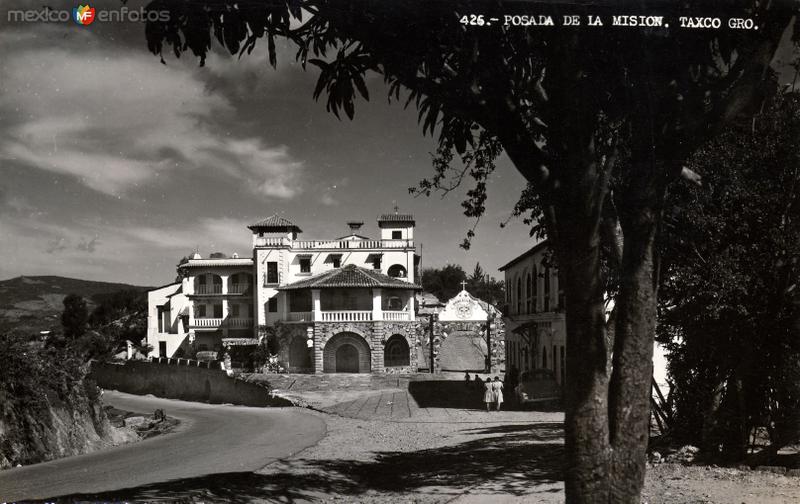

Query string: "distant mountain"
[0, 276, 152, 337]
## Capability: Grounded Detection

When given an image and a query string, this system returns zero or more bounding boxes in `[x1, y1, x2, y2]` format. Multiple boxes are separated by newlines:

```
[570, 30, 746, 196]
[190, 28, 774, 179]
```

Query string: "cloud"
[45, 237, 68, 254]
[77, 236, 99, 253]
[0, 29, 304, 199]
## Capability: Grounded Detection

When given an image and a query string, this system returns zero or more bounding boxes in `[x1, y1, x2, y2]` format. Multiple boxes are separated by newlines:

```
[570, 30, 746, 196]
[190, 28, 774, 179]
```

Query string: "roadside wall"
[90, 361, 291, 407]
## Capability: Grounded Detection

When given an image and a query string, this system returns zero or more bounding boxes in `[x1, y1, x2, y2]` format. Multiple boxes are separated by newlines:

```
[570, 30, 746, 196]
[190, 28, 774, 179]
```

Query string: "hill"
[0, 276, 152, 337]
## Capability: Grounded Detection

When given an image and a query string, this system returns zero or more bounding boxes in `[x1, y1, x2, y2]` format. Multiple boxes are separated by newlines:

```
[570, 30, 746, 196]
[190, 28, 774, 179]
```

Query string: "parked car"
[515, 369, 561, 406]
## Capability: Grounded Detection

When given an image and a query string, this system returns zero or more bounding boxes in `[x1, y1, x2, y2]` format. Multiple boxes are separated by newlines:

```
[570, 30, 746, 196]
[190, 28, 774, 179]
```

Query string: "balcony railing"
[287, 311, 313, 322]
[194, 285, 223, 295]
[283, 310, 412, 322]
[228, 283, 251, 294]
[255, 237, 413, 249]
[321, 310, 372, 322]
[191, 317, 254, 328]
[383, 310, 410, 321]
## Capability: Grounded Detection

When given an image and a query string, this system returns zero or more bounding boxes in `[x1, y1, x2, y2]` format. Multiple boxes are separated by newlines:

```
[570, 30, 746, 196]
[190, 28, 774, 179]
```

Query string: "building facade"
[499, 241, 566, 385]
[147, 213, 421, 373]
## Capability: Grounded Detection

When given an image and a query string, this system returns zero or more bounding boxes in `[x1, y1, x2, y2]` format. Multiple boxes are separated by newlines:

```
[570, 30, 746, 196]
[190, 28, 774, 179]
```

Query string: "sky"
[0, 0, 535, 286]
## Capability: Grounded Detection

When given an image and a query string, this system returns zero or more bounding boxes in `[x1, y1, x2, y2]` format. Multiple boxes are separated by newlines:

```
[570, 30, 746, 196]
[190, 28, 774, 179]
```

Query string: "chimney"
[347, 221, 364, 233]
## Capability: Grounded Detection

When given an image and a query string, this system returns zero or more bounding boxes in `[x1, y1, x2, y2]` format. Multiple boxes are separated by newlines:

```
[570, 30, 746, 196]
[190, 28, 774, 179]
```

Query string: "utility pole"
[428, 313, 435, 373]
[485, 311, 494, 373]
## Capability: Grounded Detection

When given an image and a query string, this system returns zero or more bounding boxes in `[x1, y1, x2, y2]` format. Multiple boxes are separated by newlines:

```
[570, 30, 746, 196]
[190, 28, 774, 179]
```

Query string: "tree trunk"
[607, 181, 661, 502]
[556, 196, 612, 503]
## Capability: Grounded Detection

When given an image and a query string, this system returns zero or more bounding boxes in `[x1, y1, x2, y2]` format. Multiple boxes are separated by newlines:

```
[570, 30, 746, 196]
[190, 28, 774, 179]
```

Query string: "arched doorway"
[335, 345, 359, 372]
[439, 330, 487, 371]
[289, 336, 311, 372]
[384, 334, 410, 367]
[323, 332, 371, 373]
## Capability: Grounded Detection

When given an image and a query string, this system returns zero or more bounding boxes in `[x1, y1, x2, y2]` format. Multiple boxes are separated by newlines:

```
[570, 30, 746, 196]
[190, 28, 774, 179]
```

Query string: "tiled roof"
[179, 258, 254, 268]
[377, 213, 415, 223]
[247, 214, 302, 232]
[279, 264, 421, 290]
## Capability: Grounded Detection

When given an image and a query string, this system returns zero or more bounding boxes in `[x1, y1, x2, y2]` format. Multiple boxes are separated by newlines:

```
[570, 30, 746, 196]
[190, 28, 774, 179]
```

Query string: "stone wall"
[90, 360, 290, 407]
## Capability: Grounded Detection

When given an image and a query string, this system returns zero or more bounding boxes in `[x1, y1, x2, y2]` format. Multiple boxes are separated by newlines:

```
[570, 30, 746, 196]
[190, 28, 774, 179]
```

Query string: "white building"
[499, 240, 669, 389]
[498, 241, 566, 385]
[147, 212, 422, 373]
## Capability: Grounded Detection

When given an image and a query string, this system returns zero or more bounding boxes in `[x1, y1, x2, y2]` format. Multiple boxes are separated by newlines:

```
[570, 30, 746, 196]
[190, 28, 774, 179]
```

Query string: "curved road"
[0, 391, 327, 502]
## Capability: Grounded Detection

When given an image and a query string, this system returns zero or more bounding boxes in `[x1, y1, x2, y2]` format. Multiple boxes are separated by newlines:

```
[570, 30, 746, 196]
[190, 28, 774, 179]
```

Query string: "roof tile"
[279, 264, 421, 290]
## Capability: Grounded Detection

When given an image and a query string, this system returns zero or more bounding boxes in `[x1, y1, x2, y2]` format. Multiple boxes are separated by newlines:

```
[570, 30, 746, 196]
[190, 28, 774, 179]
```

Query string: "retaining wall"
[90, 360, 291, 407]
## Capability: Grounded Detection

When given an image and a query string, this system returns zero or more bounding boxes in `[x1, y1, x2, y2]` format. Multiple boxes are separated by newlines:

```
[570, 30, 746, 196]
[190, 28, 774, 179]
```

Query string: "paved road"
[0, 391, 327, 502]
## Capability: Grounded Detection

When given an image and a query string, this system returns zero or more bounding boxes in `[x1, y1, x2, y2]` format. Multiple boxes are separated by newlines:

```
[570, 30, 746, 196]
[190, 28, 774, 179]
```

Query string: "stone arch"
[323, 332, 371, 373]
[384, 334, 410, 367]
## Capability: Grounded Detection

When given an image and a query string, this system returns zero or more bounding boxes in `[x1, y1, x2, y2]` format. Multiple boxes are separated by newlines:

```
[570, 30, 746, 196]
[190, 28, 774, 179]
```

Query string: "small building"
[147, 211, 422, 374]
[416, 287, 504, 373]
[498, 241, 566, 385]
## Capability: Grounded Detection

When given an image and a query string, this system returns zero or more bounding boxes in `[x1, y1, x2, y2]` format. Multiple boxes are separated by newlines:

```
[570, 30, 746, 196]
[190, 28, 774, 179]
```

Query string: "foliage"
[61, 294, 88, 341]
[421, 264, 466, 303]
[466, 263, 505, 308]
[89, 290, 147, 327]
[0, 331, 102, 467]
[657, 93, 800, 460]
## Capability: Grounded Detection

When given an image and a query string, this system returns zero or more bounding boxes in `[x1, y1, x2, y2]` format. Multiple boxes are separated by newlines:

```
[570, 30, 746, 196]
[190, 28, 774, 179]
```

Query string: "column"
[279, 291, 289, 320]
[312, 326, 323, 374]
[312, 289, 322, 321]
[406, 291, 415, 321]
[220, 274, 229, 295]
[372, 288, 383, 321]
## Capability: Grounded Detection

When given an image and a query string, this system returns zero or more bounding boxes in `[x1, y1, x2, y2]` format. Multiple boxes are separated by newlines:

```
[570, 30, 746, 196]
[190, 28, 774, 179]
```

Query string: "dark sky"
[0, 0, 534, 285]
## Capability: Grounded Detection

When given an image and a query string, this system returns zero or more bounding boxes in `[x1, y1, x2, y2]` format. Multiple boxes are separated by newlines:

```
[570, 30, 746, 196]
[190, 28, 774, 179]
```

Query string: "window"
[231, 273, 239, 284]
[231, 304, 240, 317]
[526, 272, 532, 313]
[268, 297, 278, 312]
[196, 304, 206, 318]
[157, 306, 166, 332]
[299, 257, 311, 273]
[532, 266, 538, 313]
[213, 303, 223, 318]
[516, 277, 522, 314]
[373, 256, 382, 270]
[542, 346, 547, 368]
[557, 269, 565, 309]
[543, 266, 551, 311]
[387, 264, 407, 278]
[198, 275, 207, 285]
[332, 256, 341, 268]
[266, 261, 278, 284]
[391, 230, 402, 239]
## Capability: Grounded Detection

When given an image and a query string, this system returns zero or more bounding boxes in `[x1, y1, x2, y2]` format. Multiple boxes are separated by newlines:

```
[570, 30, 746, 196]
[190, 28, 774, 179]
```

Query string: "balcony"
[193, 285, 223, 295]
[284, 310, 412, 323]
[191, 318, 254, 329]
[227, 283, 251, 295]
[254, 237, 413, 250]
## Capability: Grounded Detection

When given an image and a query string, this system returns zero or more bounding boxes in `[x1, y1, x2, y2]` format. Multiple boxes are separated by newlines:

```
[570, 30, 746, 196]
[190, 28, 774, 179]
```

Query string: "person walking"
[483, 376, 494, 412]
[493, 376, 504, 411]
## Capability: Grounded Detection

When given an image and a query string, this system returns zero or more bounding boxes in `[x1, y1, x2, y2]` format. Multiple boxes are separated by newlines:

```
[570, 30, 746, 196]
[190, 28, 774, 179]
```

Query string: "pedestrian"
[464, 371, 471, 388]
[483, 376, 494, 412]
[493, 376, 504, 411]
